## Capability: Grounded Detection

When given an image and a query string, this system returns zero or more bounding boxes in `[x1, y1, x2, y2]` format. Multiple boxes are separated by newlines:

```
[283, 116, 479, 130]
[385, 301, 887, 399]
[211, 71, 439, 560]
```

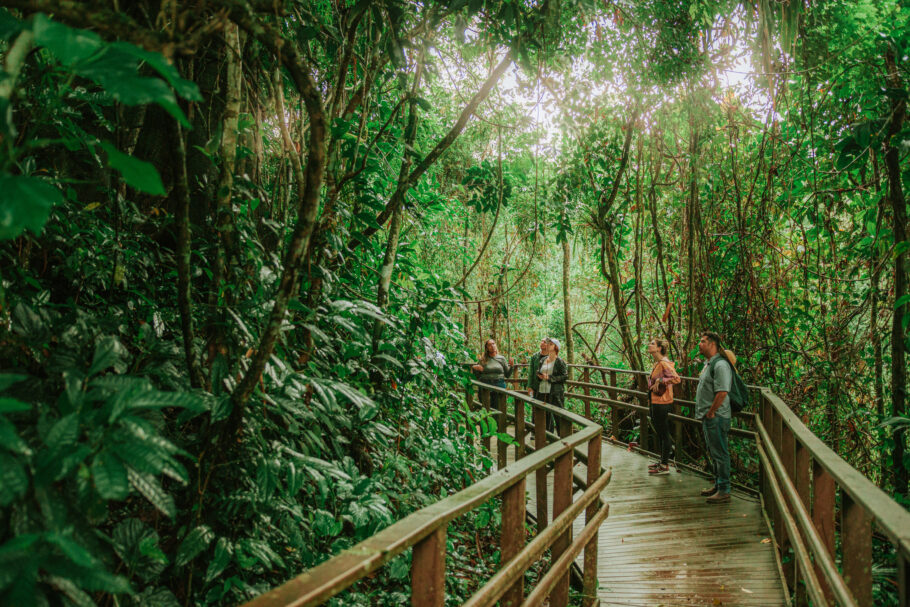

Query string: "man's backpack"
[708, 354, 749, 413]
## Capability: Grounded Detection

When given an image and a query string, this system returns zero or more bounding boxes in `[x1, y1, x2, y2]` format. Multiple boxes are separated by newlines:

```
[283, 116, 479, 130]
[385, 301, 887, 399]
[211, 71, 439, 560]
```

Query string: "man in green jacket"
[526, 338, 548, 397]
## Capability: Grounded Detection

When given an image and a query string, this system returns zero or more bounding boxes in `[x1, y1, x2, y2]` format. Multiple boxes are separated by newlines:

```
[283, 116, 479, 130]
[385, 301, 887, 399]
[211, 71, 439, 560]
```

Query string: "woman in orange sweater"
[647, 338, 682, 475]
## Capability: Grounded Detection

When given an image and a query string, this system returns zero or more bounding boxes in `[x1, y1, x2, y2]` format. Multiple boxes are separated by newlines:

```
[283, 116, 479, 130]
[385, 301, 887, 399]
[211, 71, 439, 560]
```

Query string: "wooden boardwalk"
[499, 437, 788, 606]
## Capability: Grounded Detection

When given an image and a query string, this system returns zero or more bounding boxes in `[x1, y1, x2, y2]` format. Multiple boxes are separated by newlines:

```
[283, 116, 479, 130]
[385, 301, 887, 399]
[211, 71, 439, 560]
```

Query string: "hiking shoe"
[700, 486, 718, 497]
[706, 492, 731, 504]
[649, 464, 670, 476]
[648, 461, 660, 470]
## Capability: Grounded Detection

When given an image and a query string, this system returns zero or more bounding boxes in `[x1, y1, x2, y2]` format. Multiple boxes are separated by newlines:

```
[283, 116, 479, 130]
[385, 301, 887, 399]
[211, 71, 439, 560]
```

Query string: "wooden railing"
[511, 362, 910, 606]
[241, 379, 610, 607]
[756, 389, 910, 607]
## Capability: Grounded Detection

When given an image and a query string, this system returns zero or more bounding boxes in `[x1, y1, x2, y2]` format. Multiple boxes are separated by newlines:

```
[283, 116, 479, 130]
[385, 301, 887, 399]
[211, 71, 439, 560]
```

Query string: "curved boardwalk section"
[504, 437, 787, 606]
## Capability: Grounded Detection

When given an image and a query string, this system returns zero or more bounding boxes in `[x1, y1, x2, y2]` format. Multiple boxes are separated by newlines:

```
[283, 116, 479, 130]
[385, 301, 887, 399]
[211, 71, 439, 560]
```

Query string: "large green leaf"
[0, 175, 61, 240]
[126, 468, 175, 518]
[46, 533, 98, 568]
[175, 525, 214, 567]
[0, 398, 30, 413]
[0, 416, 31, 455]
[0, 453, 28, 506]
[0, 374, 27, 393]
[88, 336, 128, 376]
[108, 42, 201, 102]
[99, 142, 165, 196]
[91, 451, 129, 500]
[204, 538, 232, 583]
[31, 13, 102, 66]
[44, 413, 80, 448]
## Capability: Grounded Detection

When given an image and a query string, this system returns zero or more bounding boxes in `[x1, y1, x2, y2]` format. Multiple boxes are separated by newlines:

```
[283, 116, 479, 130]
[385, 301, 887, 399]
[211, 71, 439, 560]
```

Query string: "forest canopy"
[0, 0, 908, 605]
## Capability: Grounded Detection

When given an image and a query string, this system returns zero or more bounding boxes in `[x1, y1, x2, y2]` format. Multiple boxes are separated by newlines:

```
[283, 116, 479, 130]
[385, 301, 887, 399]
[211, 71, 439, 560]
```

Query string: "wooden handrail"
[759, 389, 910, 606]
[241, 379, 608, 607]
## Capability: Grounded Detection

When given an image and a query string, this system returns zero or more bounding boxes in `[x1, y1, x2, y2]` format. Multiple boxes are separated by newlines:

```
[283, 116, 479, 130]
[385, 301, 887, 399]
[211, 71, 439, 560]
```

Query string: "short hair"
[701, 331, 722, 348]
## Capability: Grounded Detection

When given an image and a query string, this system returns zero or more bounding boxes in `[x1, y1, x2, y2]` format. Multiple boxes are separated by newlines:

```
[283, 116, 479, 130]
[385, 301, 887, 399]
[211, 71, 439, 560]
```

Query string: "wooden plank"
[515, 397, 525, 459]
[518, 437, 787, 607]
[812, 459, 836, 604]
[583, 367, 592, 419]
[551, 417, 574, 607]
[780, 424, 796, 587]
[842, 490, 873, 607]
[899, 550, 908, 607]
[497, 391, 508, 470]
[639, 394, 649, 452]
[534, 406, 548, 531]
[794, 439, 811, 607]
[609, 370, 619, 438]
[411, 526, 445, 607]
[500, 477, 526, 607]
[584, 434, 602, 606]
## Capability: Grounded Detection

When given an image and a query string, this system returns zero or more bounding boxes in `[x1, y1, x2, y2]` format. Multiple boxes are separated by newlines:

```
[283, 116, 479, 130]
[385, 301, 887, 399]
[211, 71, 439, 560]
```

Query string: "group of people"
[470, 330, 737, 504]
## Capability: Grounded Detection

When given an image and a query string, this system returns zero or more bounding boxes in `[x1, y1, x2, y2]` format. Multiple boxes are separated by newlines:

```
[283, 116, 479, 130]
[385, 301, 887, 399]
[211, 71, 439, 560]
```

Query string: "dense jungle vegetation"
[0, 0, 908, 605]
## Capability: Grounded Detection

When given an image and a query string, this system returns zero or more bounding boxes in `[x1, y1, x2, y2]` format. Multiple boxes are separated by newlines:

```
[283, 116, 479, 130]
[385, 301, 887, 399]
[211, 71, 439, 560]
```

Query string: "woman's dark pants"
[651, 402, 673, 465]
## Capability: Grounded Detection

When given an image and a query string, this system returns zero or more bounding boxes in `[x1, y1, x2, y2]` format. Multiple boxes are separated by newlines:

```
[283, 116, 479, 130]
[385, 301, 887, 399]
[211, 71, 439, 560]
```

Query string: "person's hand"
[508, 358, 514, 367]
[706, 410, 716, 419]
[542, 373, 549, 380]
[471, 364, 483, 372]
[536, 372, 544, 379]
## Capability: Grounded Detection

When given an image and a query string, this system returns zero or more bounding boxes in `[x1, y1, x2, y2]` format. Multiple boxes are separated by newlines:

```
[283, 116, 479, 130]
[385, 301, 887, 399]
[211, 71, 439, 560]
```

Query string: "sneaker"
[648, 461, 660, 470]
[700, 486, 718, 497]
[706, 492, 731, 504]
[649, 464, 670, 476]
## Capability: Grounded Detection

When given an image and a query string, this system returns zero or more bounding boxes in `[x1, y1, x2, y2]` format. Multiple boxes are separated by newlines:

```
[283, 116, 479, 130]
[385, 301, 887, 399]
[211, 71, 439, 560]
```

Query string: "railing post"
[481, 388, 492, 453]
[899, 551, 909, 607]
[501, 477, 526, 607]
[497, 390, 508, 470]
[812, 460, 836, 603]
[780, 424, 796, 587]
[515, 397, 525, 459]
[411, 526, 446, 607]
[583, 433, 602, 606]
[771, 409, 788, 565]
[534, 405, 548, 531]
[841, 490, 872, 607]
[639, 393, 649, 452]
[608, 370, 619, 438]
[466, 382, 474, 411]
[582, 367, 591, 418]
[551, 416, 574, 607]
[794, 438, 811, 607]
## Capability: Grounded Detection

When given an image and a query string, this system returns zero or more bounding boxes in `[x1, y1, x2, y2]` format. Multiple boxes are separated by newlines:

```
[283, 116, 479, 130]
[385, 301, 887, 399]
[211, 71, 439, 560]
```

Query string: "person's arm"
[663, 362, 682, 385]
[706, 360, 732, 418]
[500, 356, 513, 377]
[706, 391, 728, 418]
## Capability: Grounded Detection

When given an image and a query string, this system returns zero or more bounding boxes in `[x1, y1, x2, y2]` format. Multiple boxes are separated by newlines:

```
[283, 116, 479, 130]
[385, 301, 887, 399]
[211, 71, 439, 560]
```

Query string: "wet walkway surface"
[501, 437, 788, 606]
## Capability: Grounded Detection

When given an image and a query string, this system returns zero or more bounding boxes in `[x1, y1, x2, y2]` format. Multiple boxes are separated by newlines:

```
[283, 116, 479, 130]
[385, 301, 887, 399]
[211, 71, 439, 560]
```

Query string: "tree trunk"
[884, 48, 908, 497]
[372, 43, 426, 353]
[210, 20, 242, 345]
[562, 207, 574, 368]
[172, 120, 207, 390]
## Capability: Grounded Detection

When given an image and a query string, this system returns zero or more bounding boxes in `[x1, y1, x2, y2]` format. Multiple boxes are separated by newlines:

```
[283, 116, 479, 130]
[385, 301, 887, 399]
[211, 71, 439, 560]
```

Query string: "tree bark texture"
[884, 48, 908, 497]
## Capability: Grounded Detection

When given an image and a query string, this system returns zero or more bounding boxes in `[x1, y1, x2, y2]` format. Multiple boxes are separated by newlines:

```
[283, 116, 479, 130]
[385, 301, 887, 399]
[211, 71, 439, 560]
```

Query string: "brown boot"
[700, 486, 717, 497]
[706, 492, 731, 504]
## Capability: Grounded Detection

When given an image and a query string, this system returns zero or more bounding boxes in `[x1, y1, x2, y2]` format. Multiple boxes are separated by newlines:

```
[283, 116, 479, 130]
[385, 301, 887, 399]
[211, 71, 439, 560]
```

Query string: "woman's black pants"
[650, 402, 673, 465]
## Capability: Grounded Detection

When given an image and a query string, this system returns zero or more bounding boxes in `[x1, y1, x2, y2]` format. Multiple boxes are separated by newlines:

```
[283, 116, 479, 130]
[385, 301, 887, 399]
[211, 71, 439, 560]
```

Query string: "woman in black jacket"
[536, 337, 568, 431]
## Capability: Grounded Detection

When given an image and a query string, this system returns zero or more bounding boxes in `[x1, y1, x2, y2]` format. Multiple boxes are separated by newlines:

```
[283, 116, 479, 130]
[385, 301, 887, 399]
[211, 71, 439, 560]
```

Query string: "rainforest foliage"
[0, 0, 908, 605]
